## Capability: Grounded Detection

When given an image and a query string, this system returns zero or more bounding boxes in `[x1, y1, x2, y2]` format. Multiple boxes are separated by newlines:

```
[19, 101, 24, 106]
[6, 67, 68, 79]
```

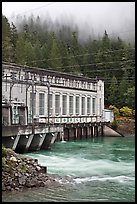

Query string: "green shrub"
[2, 157, 6, 168]
[2, 145, 7, 157]
[109, 105, 119, 118]
[111, 119, 119, 130]
[120, 106, 132, 117]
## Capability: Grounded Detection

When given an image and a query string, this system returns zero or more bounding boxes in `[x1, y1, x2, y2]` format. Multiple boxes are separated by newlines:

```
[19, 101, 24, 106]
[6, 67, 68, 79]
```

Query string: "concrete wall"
[2, 64, 105, 124]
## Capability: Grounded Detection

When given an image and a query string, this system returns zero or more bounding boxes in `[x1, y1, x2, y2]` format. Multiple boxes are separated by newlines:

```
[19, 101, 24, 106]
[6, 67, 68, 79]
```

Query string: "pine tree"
[124, 86, 135, 109]
[2, 15, 12, 62]
[24, 41, 35, 66]
[117, 70, 129, 107]
[48, 33, 63, 72]
[107, 76, 118, 106]
[10, 22, 18, 62]
[69, 31, 81, 74]
[15, 35, 26, 64]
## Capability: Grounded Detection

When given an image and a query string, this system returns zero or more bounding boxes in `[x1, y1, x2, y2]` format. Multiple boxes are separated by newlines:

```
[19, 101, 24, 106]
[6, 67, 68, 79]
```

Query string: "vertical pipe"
[9, 83, 14, 105]
[26, 84, 29, 107]
[31, 81, 35, 134]
[10, 85, 12, 104]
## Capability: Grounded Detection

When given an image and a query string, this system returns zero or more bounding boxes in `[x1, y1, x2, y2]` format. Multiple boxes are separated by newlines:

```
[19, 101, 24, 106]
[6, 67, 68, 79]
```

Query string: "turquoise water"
[2, 136, 135, 202]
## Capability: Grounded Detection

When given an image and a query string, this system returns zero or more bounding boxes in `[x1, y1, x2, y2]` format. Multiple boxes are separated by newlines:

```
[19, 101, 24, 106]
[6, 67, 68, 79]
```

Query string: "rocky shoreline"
[2, 147, 59, 192]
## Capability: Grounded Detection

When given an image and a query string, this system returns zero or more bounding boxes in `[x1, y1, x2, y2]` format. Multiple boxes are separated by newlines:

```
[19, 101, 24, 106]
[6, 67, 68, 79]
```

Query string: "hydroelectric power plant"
[2, 62, 122, 153]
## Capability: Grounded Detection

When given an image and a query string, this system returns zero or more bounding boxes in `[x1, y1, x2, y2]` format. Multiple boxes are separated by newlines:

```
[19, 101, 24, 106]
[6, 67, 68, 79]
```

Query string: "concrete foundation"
[2, 122, 123, 153]
[103, 125, 124, 137]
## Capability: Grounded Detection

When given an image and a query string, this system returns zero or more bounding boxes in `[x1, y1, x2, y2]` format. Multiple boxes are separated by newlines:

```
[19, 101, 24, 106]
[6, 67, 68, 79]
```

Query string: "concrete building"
[2, 62, 120, 153]
[2, 62, 104, 124]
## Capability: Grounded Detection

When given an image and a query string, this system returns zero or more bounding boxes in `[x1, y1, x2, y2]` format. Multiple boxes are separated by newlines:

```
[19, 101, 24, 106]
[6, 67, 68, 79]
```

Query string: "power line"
[22, 58, 135, 73]
[83, 68, 135, 73]
[28, 47, 135, 63]
[3, 58, 135, 77]
[101, 77, 135, 79]
[15, 2, 57, 16]
[54, 59, 135, 70]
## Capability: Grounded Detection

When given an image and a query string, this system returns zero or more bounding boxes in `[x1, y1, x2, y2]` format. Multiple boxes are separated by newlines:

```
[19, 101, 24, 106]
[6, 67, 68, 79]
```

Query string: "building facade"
[2, 62, 104, 125]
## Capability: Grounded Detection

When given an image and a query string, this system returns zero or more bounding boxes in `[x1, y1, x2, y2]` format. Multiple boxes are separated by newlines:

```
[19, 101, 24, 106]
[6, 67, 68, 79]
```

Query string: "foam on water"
[13, 137, 134, 202]
[73, 175, 135, 184]
[25, 153, 135, 177]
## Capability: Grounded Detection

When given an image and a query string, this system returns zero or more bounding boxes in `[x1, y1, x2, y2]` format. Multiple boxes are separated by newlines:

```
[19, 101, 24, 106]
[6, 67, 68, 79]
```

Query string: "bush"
[120, 106, 132, 117]
[111, 119, 119, 130]
[109, 105, 119, 118]
[2, 145, 7, 157]
[2, 157, 6, 168]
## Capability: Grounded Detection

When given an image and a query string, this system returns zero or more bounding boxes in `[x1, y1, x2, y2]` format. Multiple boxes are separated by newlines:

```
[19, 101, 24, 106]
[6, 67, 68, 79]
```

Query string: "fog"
[2, 2, 135, 44]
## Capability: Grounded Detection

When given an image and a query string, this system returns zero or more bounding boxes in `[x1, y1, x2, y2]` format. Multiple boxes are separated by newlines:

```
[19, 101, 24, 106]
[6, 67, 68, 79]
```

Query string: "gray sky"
[2, 2, 135, 42]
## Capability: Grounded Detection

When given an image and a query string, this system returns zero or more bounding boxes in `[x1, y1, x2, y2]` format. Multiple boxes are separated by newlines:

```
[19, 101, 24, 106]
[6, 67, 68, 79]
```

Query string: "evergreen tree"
[41, 43, 49, 69]
[117, 70, 129, 107]
[124, 86, 135, 109]
[107, 76, 118, 106]
[2, 15, 12, 62]
[69, 31, 81, 74]
[24, 41, 35, 66]
[10, 22, 18, 62]
[48, 33, 63, 72]
[15, 35, 26, 64]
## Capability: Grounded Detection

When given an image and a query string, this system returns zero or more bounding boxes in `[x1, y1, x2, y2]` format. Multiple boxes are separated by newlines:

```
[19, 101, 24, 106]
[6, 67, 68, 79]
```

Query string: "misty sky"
[2, 2, 135, 42]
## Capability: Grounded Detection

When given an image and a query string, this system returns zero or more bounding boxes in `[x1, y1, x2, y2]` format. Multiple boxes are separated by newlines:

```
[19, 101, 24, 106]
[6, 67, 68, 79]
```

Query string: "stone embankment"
[2, 148, 58, 192]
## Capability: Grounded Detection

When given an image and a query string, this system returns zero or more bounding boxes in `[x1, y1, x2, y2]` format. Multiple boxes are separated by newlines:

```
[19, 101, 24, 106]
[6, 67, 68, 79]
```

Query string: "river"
[2, 136, 135, 202]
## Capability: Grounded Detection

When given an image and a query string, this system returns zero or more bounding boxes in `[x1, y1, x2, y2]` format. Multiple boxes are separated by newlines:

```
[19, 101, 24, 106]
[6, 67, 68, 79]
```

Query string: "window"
[92, 98, 96, 115]
[55, 95, 60, 114]
[87, 83, 90, 89]
[30, 92, 36, 115]
[87, 97, 91, 114]
[62, 95, 67, 115]
[49, 94, 52, 115]
[12, 106, 18, 124]
[93, 83, 96, 90]
[82, 97, 85, 115]
[69, 96, 73, 114]
[39, 93, 45, 115]
[69, 80, 73, 86]
[76, 96, 79, 114]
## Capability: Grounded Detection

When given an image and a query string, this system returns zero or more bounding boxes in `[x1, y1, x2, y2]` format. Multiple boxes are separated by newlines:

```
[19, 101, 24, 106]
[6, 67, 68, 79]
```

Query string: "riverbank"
[2, 147, 59, 192]
[111, 116, 135, 136]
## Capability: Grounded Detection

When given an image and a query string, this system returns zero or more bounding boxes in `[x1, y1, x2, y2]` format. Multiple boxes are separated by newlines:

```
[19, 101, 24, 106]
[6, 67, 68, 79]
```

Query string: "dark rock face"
[2, 148, 58, 192]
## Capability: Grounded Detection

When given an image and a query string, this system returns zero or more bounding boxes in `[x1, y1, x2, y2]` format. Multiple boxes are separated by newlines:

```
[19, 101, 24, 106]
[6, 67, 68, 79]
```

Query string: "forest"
[2, 14, 135, 110]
